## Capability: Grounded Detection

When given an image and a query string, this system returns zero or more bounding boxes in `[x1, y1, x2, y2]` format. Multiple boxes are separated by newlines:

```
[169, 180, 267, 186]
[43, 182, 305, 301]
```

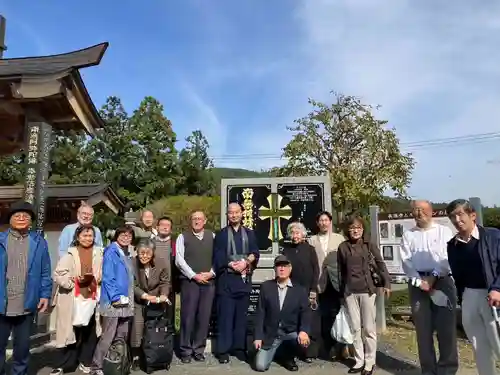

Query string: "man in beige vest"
[309, 210, 345, 360]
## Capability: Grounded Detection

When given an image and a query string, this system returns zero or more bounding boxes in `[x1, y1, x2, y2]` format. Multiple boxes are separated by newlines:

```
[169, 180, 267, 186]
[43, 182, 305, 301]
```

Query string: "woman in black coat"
[282, 221, 320, 362]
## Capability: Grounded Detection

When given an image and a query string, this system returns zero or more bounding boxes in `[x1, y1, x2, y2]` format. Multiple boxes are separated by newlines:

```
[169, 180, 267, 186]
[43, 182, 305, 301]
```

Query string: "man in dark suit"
[253, 255, 311, 372]
[213, 203, 260, 363]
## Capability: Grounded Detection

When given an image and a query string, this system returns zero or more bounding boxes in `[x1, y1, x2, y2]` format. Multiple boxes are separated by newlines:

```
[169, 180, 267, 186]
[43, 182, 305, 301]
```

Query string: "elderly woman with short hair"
[130, 238, 171, 366]
[282, 221, 320, 362]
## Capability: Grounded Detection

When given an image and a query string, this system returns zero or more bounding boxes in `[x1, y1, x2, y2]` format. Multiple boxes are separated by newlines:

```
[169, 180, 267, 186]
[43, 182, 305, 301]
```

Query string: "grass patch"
[382, 324, 477, 369]
[387, 288, 409, 309]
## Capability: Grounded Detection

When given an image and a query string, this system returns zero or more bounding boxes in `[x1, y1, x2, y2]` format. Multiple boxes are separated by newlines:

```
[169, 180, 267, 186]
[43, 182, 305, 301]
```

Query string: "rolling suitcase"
[141, 304, 174, 373]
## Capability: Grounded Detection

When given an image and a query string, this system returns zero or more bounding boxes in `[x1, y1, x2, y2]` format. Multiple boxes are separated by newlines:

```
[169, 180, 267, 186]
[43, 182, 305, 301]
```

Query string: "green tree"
[275, 92, 415, 219]
[84, 96, 145, 205]
[0, 154, 23, 185]
[129, 96, 181, 205]
[178, 130, 216, 195]
[49, 130, 89, 184]
[484, 207, 500, 229]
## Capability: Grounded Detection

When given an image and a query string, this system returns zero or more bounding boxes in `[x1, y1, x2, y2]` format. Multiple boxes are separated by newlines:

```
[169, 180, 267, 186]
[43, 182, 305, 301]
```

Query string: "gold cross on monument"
[258, 193, 292, 241]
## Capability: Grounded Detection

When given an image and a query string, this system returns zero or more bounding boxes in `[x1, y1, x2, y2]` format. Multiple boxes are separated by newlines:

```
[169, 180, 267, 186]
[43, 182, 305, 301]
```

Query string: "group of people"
[3, 196, 499, 375]
[400, 199, 500, 375]
[0, 199, 391, 375]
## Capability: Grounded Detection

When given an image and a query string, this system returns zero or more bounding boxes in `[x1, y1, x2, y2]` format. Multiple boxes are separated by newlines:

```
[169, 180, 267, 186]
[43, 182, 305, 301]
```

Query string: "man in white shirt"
[175, 211, 215, 363]
[399, 200, 458, 375]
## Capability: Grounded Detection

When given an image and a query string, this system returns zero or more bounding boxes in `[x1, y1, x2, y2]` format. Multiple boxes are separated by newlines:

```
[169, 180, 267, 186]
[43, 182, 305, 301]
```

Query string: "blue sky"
[2, 0, 500, 206]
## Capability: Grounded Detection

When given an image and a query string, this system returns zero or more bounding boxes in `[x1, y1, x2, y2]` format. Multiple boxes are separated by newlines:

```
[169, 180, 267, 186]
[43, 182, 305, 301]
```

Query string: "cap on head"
[8, 201, 35, 221]
[274, 254, 291, 267]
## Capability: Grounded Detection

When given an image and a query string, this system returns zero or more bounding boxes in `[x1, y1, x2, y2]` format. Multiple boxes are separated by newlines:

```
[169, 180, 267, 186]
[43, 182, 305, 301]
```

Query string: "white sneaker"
[78, 364, 91, 374]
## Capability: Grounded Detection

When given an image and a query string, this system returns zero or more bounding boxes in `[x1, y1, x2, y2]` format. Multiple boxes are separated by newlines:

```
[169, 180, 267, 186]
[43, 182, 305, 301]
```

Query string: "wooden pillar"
[24, 120, 52, 233]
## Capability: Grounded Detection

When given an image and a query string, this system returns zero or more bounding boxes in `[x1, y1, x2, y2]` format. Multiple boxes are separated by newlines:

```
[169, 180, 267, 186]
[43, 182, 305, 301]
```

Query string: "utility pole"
[0, 16, 6, 58]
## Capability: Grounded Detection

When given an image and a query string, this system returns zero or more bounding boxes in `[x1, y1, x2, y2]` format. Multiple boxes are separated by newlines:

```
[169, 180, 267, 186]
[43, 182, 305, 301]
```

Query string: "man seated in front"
[253, 255, 311, 372]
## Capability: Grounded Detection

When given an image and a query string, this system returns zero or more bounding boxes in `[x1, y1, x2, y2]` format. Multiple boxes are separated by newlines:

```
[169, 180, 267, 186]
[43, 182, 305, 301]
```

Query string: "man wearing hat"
[253, 255, 311, 372]
[0, 201, 52, 375]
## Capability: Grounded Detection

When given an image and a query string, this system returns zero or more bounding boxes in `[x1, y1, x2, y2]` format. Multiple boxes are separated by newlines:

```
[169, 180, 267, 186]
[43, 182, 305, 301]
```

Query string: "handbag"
[72, 279, 97, 327]
[367, 244, 384, 288]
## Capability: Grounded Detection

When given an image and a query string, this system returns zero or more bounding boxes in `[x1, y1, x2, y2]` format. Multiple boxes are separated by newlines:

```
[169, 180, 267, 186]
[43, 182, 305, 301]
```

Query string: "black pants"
[179, 279, 215, 357]
[54, 315, 98, 371]
[0, 314, 33, 375]
[216, 293, 249, 355]
[318, 282, 342, 358]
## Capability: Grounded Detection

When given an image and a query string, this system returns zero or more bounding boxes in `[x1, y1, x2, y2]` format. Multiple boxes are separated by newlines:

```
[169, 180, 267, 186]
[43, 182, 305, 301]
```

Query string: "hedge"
[148, 195, 221, 235]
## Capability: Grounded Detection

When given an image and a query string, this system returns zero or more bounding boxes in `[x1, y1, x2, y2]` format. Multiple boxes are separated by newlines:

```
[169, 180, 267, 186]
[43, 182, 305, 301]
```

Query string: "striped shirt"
[6, 230, 29, 316]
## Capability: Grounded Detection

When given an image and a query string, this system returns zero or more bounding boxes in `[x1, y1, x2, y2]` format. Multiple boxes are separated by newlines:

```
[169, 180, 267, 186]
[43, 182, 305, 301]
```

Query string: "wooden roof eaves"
[0, 42, 109, 77]
[67, 71, 104, 130]
[0, 184, 125, 210]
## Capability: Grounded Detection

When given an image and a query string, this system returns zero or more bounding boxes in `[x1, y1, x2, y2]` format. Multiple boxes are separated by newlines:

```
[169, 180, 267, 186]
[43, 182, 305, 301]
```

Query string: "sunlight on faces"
[449, 206, 476, 233]
[227, 203, 242, 225]
[10, 212, 31, 231]
[78, 207, 94, 225]
[138, 247, 154, 265]
[157, 219, 172, 236]
[191, 211, 206, 232]
[317, 214, 331, 233]
[78, 228, 95, 248]
[142, 211, 155, 227]
[290, 227, 305, 244]
[412, 201, 433, 227]
[348, 220, 364, 240]
[117, 232, 133, 247]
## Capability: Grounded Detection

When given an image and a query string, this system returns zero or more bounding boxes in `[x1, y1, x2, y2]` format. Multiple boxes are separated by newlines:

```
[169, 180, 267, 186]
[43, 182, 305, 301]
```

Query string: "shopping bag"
[72, 279, 97, 327]
[331, 306, 354, 345]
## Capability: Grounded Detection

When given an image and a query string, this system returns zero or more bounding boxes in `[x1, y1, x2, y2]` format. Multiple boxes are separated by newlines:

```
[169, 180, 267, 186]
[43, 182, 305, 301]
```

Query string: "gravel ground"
[18, 343, 478, 375]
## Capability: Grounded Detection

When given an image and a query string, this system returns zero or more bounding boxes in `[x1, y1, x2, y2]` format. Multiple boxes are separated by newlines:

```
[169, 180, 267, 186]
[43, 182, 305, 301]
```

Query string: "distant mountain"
[211, 168, 270, 190]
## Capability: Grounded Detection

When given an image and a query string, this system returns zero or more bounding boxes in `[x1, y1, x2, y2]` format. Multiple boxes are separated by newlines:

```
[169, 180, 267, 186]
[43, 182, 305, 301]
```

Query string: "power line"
[211, 132, 500, 161]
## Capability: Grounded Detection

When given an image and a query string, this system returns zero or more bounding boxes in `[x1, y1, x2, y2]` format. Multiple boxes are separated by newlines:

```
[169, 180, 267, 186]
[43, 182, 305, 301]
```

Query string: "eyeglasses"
[12, 213, 31, 220]
[348, 226, 363, 232]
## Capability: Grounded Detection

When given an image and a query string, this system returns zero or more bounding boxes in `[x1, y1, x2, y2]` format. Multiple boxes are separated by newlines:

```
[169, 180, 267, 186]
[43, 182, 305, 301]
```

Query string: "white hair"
[287, 222, 307, 239]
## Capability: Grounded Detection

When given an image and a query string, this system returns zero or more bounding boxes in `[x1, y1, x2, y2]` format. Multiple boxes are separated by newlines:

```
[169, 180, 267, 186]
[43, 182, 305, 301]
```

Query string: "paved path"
[20, 345, 478, 375]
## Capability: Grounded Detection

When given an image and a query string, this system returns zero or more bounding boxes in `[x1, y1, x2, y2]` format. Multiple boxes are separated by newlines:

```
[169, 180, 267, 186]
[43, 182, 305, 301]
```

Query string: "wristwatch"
[156, 297, 160, 304]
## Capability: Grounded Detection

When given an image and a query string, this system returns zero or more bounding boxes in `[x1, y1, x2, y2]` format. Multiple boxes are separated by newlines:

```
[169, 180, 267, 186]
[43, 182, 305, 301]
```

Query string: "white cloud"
[292, 0, 500, 205]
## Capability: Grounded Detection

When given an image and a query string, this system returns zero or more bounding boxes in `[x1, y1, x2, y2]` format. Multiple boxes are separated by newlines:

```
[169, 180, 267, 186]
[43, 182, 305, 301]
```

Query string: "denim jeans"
[254, 332, 298, 372]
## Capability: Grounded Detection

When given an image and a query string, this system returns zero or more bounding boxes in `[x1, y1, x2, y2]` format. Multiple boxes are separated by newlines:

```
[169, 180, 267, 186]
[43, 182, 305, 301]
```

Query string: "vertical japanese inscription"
[24, 122, 52, 232]
[36, 123, 52, 232]
[24, 124, 40, 206]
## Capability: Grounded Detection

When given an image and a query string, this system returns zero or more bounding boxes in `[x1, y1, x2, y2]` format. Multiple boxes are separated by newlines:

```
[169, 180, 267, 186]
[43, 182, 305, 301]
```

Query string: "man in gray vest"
[175, 210, 215, 363]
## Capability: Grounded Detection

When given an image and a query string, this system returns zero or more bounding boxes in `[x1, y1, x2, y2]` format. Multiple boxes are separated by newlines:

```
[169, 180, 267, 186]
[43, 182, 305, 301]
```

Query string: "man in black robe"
[213, 202, 260, 363]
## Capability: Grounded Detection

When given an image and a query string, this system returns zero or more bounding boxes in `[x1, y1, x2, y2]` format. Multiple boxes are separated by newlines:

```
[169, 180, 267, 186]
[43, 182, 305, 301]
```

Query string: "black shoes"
[282, 359, 299, 372]
[193, 353, 206, 362]
[362, 366, 375, 375]
[348, 366, 364, 374]
[218, 353, 230, 364]
[180, 356, 192, 364]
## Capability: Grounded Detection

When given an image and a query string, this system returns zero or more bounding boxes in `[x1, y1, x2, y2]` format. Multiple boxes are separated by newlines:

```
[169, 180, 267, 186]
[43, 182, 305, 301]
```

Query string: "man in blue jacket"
[0, 201, 52, 375]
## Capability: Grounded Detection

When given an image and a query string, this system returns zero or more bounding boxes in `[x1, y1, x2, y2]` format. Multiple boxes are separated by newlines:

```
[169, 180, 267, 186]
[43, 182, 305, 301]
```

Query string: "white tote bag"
[331, 306, 354, 345]
[72, 280, 97, 327]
